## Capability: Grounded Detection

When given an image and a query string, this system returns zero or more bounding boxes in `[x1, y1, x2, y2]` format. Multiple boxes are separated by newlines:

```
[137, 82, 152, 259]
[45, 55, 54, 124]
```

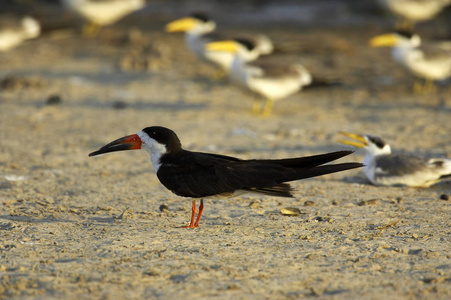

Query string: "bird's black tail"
[261, 150, 356, 169]
[243, 162, 362, 198]
[285, 162, 363, 182]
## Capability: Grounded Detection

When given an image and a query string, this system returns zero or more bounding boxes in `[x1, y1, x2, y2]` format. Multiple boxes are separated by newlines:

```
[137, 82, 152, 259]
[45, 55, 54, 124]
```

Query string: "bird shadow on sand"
[351, 99, 451, 114]
[3, 70, 149, 86]
[0, 214, 121, 226]
[87, 216, 116, 224]
[0, 214, 76, 224]
[67, 98, 208, 111]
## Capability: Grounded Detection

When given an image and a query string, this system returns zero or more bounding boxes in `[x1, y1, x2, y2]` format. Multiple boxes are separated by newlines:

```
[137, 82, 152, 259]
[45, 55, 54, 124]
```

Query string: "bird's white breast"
[137, 131, 167, 173]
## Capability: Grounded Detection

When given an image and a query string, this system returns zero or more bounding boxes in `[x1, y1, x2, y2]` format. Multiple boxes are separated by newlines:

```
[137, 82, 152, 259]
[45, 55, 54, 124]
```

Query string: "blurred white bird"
[370, 31, 451, 93]
[61, 0, 145, 36]
[377, 0, 451, 29]
[165, 13, 274, 75]
[339, 132, 451, 187]
[0, 16, 40, 52]
[207, 38, 312, 117]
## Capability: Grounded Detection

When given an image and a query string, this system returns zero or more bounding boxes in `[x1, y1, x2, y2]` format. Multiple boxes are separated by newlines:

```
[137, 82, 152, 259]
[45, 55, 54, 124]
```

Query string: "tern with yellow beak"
[61, 0, 145, 36]
[370, 31, 451, 93]
[0, 16, 40, 52]
[339, 132, 451, 187]
[165, 13, 274, 74]
[377, 0, 451, 29]
[207, 38, 312, 117]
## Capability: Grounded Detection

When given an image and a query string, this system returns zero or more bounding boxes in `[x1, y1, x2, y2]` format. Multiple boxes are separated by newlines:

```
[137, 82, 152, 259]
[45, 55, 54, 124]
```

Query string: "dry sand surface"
[1, 2, 451, 299]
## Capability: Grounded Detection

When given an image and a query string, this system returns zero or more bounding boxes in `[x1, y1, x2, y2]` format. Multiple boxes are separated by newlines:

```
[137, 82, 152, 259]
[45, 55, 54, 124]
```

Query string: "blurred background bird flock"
[2, 0, 450, 186]
[1, 0, 451, 298]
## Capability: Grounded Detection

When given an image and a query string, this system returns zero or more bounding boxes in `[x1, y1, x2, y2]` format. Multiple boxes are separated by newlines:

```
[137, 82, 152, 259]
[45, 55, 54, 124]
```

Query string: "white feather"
[137, 131, 167, 173]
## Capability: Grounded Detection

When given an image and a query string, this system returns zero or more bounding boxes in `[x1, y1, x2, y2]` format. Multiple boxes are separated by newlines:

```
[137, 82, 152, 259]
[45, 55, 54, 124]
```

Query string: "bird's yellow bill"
[165, 17, 198, 32]
[338, 132, 368, 148]
[206, 40, 239, 53]
[369, 33, 399, 47]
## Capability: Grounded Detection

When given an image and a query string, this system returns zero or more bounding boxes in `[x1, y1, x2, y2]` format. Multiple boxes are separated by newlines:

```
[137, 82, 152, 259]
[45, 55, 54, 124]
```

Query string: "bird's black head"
[142, 126, 182, 153]
[191, 12, 210, 23]
[234, 38, 256, 51]
[395, 30, 414, 39]
[367, 135, 386, 149]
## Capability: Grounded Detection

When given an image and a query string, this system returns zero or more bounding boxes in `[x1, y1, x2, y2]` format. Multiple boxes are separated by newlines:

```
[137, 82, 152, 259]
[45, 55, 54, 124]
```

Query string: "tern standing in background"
[61, 0, 145, 36]
[377, 0, 451, 29]
[207, 39, 312, 117]
[165, 13, 274, 76]
[370, 31, 451, 93]
[0, 16, 40, 52]
[339, 132, 451, 187]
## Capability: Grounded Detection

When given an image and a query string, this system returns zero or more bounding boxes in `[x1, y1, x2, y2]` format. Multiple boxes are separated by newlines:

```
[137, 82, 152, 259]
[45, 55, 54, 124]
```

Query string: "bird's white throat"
[137, 131, 167, 173]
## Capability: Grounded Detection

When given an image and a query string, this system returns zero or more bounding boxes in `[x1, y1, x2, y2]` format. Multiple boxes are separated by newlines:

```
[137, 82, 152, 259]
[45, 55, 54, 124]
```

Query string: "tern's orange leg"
[193, 199, 204, 228]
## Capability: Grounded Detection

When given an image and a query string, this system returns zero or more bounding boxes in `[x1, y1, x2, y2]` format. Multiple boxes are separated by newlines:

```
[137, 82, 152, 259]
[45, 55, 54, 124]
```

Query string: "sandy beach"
[1, 1, 451, 299]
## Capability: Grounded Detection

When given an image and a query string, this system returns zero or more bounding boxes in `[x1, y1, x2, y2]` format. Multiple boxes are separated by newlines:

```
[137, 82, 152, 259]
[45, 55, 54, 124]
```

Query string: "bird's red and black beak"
[89, 134, 142, 157]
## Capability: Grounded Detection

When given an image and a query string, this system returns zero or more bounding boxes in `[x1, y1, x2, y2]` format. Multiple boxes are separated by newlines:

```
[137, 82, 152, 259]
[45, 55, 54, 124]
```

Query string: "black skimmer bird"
[61, 0, 145, 36]
[370, 31, 451, 93]
[165, 13, 274, 75]
[0, 16, 40, 52]
[339, 132, 451, 187]
[206, 38, 312, 117]
[377, 0, 451, 29]
[89, 126, 363, 228]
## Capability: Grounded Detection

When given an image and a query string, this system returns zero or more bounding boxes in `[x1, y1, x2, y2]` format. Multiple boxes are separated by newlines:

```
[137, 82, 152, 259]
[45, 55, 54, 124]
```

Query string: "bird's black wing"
[156, 150, 254, 198]
[156, 150, 361, 198]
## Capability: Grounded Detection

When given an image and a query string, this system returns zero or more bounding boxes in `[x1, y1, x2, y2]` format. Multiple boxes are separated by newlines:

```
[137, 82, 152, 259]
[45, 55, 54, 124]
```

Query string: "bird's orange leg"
[193, 199, 204, 228]
[182, 199, 204, 228]
[182, 200, 197, 228]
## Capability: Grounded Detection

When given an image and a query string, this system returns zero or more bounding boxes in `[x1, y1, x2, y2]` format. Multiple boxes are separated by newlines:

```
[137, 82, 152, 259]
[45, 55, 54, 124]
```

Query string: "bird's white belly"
[246, 76, 303, 100]
[204, 50, 235, 70]
[373, 171, 439, 187]
[363, 156, 443, 187]
[384, 0, 445, 21]
[74, 0, 144, 25]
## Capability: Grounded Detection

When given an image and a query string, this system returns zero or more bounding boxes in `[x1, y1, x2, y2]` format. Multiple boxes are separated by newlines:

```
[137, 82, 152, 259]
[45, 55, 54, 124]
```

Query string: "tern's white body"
[61, 0, 145, 25]
[186, 32, 273, 71]
[229, 47, 312, 101]
[378, 0, 451, 22]
[240, 62, 312, 101]
[391, 34, 451, 81]
[364, 154, 451, 187]
[0, 16, 40, 52]
[345, 134, 451, 187]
